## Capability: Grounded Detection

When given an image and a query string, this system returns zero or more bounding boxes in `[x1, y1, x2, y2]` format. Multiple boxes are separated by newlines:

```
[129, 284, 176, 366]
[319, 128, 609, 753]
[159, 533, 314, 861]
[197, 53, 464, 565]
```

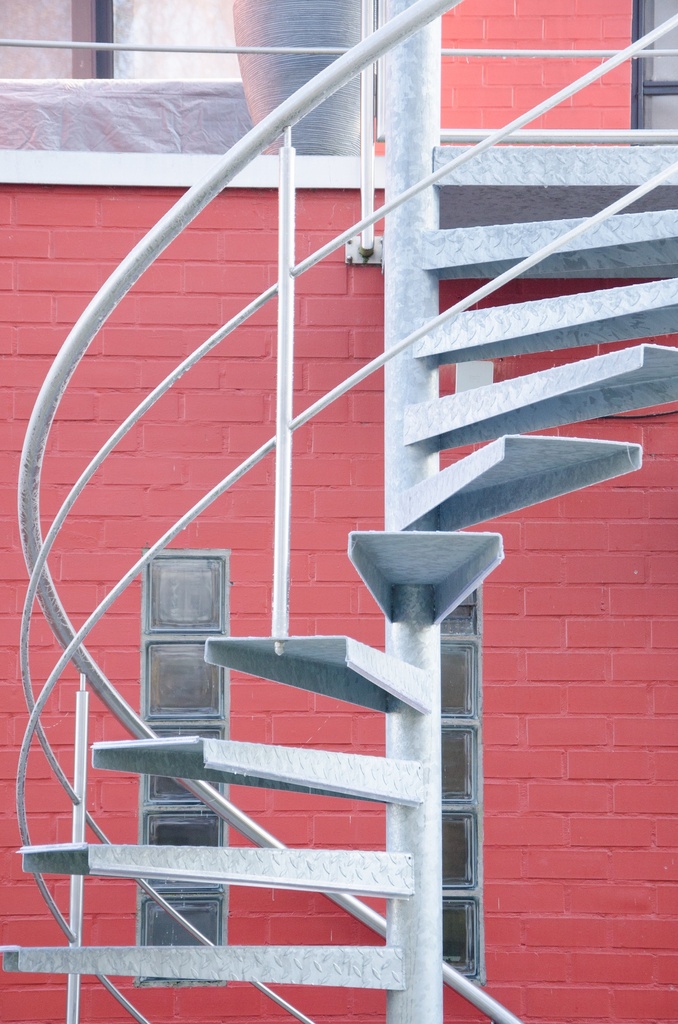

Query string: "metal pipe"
[383, 4, 442, 1022]
[440, 46, 678, 58]
[272, 129, 296, 643]
[360, 0, 377, 256]
[66, 675, 88, 1024]
[0, 37, 349, 55]
[376, 0, 387, 148]
[440, 127, 678, 144]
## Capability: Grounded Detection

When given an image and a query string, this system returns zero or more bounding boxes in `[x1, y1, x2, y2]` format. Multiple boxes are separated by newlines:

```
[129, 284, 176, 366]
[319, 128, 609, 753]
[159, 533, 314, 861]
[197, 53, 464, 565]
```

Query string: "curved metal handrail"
[17, 7, 678, 1024]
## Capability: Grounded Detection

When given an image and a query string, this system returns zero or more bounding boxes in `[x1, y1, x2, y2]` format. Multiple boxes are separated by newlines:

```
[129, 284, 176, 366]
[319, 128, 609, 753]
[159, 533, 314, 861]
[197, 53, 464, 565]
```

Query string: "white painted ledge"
[0, 150, 385, 189]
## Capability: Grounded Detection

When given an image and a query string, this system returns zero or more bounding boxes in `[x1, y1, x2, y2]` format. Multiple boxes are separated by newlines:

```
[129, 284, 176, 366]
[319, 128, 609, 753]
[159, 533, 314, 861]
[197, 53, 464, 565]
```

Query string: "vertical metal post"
[383, 2, 442, 1022]
[272, 128, 296, 645]
[66, 673, 89, 1024]
[360, 0, 376, 256]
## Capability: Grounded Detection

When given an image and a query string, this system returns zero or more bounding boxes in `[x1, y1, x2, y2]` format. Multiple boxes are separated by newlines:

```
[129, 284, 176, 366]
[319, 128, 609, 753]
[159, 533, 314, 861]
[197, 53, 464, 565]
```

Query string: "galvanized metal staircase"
[5, 3, 678, 1024]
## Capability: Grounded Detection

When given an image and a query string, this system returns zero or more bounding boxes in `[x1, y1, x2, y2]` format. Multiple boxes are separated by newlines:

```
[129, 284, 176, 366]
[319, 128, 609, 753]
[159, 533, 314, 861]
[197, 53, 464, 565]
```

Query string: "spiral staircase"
[4, 3, 678, 1024]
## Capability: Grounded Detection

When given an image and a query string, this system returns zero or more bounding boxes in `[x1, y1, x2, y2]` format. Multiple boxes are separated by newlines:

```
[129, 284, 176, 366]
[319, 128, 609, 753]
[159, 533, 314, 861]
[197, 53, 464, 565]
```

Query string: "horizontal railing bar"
[440, 128, 678, 144]
[5, 37, 678, 60]
[0, 37, 347, 55]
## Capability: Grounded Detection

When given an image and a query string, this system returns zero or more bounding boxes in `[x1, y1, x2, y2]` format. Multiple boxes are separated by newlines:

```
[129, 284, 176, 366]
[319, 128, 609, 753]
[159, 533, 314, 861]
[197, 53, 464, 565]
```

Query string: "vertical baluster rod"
[360, 0, 376, 256]
[66, 673, 89, 1024]
[272, 128, 296, 647]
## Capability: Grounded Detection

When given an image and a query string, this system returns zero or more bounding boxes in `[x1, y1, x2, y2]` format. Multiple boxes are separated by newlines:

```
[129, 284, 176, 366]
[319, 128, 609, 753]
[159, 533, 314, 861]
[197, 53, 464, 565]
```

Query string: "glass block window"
[632, 1, 678, 128]
[441, 590, 483, 981]
[139, 550, 229, 983]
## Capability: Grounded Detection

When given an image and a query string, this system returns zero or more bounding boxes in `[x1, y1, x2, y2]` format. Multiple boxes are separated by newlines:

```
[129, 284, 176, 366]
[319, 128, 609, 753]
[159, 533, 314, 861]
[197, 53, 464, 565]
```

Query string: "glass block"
[441, 728, 474, 801]
[442, 813, 475, 887]
[146, 810, 220, 848]
[140, 896, 221, 982]
[147, 643, 221, 718]
[147, 726, 223, 804]
[148, 557, 224, 633]
[442, 899, 477, 974]
[441, 591, 477, 636]
[441, 644, 474, 716]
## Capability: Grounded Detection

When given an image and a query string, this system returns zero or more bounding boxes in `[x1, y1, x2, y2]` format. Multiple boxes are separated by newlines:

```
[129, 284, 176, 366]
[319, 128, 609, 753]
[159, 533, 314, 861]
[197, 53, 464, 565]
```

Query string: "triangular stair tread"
[20, 844, 414, 899]
[404, 343, 678, 451]
[432, 144, 678, 188]
[421, 213, 678, 279]
[204, 636, 432, 714]
[92, 736, 423, 806]
[394, 435, 642, 532]
[1, 945, 406, 989]
[413, 278, 678, 365]
[349, 531, 503, 625]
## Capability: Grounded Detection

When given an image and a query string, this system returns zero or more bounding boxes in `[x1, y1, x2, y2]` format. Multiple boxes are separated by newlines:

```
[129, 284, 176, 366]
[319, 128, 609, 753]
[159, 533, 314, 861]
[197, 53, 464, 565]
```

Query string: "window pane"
[147, 644, 221, 718]
[141, 896, 221, 981]
[148, 557, 223, 632]
[441, 729, 474, 801]
[644, 92, 678, 127]
[442, 814, 475, 887]
[147, 726, 223, 804]
[441, 645, 474, 716]
[645, 0, 678, 79]
[442, 899, 477, 974]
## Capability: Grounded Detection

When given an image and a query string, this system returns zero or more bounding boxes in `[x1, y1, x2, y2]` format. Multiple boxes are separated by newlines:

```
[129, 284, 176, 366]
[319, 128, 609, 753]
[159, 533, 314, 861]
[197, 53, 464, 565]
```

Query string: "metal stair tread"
[204, 635, 432, 714]
[421, 212, 678, 279]
[349, 530, 503, 624]
[432, 144, 678, 187]
[412, 277, 678, 365]
[20, 844, 414, 899]
[404, 343, 678, 450]
[1, 944, 406, 989]
[394, 435, 642, 532]
[92, 736, 423, 805]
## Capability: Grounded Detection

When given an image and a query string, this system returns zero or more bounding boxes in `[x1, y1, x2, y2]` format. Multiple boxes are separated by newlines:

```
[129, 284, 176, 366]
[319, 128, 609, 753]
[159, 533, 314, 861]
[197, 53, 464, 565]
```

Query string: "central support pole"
[383, 3, 443, 1022]
[66, 674, 89, 1024]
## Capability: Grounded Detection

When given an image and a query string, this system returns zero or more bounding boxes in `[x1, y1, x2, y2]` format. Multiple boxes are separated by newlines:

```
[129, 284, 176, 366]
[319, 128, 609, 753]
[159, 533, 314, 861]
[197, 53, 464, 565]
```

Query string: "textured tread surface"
[404, 344, 678, 450]
[92, 736, 423, 805]
[21, 844, 414, 898]
[1, 945, 406, 988]
[413, 278, 678, 365]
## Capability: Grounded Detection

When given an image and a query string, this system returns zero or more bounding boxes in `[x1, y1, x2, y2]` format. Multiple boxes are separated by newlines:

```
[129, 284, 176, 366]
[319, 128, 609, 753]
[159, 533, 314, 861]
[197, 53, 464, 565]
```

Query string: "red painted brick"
[529, 783, 610, 812]
[568, 749, 651, 780]
[614, 718, 678, 746]
[528, 716, 607, 746]
[569, 883, 655, 915]
[527, 985, 612, 1018]
[570, 816, 654, 847]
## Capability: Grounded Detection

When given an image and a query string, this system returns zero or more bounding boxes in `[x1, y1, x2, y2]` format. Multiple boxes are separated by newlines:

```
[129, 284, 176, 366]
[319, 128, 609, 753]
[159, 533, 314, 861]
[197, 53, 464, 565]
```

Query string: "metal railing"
[14, 6, 678, 1024]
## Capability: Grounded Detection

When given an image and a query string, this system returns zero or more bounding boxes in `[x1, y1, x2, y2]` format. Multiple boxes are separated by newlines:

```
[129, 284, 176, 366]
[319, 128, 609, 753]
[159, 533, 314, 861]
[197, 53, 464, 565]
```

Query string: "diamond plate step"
[1, 945, 406, 989]
[349, 531, 503, 624]
[205, 636, 432, 714]
[433, 144, 678, 188]
[421, 213, 678, 279]
[394, 435, 642, 532]
[21, 844, 414, 899]
[92, 736, 423, 806]
[404, 343, 678, 451]
[413, 278, 678, 366]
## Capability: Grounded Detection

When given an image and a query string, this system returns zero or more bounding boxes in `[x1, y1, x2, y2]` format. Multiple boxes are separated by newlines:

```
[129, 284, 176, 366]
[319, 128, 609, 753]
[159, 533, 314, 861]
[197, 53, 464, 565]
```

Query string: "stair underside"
[393, 435, 642, 533]
[92, 736, 423, 805]
[1, 945, 406, 989]
[205, 635, 431, 714]
[404, 343, 678, 451]
[413, 278, 678, 365]
[21, 844, 414, 899]
[349, 530, 503, 625]
[422, 212, 678, 279]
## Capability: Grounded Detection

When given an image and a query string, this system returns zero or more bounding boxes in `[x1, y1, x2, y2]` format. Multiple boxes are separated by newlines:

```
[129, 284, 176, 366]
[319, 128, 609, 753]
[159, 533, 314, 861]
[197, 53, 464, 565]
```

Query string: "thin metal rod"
[295, 8, 678, 276]
[440, 127, 678, 144]
[0, 37, 348, 55]
[66, 675, 88, 1024]
[272, 129, 296, 642]
[440, 46, 678, 58]
[94, 975, 151, 1024]
[376, 0, 387, 147]
[360, 0, 377, 256]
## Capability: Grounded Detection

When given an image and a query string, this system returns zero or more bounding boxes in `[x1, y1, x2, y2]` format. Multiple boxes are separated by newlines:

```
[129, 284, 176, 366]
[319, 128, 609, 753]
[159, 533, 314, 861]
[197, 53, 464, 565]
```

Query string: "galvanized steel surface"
[394, 436, 643, 533]
[2, 945, 407, 989]
[404, 344, 678, 450]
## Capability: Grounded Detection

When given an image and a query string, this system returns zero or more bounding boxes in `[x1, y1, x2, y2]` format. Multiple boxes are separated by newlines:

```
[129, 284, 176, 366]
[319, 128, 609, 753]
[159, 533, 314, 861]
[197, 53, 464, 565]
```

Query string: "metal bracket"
[345, 236, 384, 265]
